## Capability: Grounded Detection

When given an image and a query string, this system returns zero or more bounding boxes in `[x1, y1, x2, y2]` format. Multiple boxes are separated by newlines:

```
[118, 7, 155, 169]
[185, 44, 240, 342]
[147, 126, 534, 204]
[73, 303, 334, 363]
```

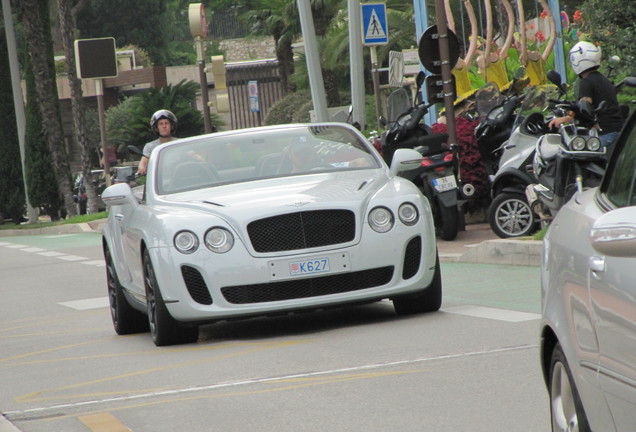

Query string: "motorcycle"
[486, 82, 562, 238]
[381, 72, 468, 241]
[526, 72, 636, 221]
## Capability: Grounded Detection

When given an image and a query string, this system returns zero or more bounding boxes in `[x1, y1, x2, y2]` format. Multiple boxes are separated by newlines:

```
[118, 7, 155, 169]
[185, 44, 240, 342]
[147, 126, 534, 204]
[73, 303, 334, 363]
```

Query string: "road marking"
[42, 234, 79, 239]
[59, 297, 109, 311]
[78, 413, 132, 432]
[444, 305, 540, 322]
[3, 344, 537, 417]
[0, 240, 102, 264]
[5, 243, 27, 249]
[56, 255, 87, 262]
[82, 260, 106, 267]
[22, 247, 46, 252]
[37, 251, 65, 257]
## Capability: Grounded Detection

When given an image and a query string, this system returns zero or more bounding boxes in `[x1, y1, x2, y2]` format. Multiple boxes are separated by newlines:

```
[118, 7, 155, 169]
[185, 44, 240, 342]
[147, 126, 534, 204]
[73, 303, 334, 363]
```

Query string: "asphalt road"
[0, 232, 548, 432]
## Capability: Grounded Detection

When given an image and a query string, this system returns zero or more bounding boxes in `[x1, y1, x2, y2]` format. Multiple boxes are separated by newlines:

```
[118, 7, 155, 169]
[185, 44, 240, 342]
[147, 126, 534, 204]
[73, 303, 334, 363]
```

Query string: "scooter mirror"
[127, 145, 143, 157]
[415, 71, 425, 91]
[546, 70, 562, 87]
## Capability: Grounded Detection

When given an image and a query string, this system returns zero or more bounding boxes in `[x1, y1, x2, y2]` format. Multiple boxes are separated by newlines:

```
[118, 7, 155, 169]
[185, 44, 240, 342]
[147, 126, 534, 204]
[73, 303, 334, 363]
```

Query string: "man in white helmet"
[548, 41, 625, 149]
[137, 109, 178, 175]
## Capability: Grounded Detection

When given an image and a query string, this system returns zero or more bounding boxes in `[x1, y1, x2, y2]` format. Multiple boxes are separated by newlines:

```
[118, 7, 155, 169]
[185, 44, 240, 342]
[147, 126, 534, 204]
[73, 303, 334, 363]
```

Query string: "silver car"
[540, 111, 636, 431]
[102, 123, 440, 346]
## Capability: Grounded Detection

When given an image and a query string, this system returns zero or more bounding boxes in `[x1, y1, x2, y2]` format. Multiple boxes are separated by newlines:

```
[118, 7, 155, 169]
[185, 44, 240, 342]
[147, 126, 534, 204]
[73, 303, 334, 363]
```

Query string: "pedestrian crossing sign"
[361, 3, 388, 46]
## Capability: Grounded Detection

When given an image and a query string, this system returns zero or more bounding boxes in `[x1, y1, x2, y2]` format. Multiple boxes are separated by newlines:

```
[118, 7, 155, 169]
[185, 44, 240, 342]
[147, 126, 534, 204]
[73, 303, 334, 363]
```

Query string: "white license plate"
[269, 252, 351, 280]
[433, 175, 457, 192]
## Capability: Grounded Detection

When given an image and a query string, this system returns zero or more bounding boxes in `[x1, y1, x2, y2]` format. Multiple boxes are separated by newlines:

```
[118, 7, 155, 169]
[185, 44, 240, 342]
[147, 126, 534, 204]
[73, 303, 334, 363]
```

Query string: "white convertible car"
[102, 123, 440, 346]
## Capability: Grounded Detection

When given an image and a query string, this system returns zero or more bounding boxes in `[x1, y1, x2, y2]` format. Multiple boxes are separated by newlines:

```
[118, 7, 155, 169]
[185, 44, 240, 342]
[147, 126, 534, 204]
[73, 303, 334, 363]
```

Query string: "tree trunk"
[56, 0, 99, 214]
[19, 0, 76, 217]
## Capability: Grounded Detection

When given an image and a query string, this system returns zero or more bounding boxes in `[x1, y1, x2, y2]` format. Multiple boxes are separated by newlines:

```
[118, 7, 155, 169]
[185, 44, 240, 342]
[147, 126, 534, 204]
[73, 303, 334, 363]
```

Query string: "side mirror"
[389, 148, 423, 176]
[101, 183, 138, 208]
[590, 207, 636, 257]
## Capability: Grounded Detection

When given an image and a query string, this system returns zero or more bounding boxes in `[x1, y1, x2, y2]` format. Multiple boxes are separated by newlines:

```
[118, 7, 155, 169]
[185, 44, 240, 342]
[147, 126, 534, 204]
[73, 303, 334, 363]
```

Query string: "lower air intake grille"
[221, 266, 394, 304]
[247, 210, 356, 252]
[181, 266, 213, 305]
[402, 236, 422, 280]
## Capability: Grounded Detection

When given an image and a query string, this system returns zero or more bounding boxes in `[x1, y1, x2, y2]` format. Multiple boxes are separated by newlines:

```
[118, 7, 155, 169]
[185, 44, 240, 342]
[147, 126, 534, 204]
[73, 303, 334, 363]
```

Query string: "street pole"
[370, 46, 382, 130]
[434, 0, 457, 148]
[195, 36, 213, 133]
[297, 0, 328, 122]
[347, 0, 366, 130]
[2, 0, 38, 222]
[95, 79, 111, 187]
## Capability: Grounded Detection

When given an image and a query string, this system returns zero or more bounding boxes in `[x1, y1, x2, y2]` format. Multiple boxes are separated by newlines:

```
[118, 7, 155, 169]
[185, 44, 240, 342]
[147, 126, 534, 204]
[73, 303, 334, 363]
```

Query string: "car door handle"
[115, 214, 124, 222]
[589, 256, 605, 278]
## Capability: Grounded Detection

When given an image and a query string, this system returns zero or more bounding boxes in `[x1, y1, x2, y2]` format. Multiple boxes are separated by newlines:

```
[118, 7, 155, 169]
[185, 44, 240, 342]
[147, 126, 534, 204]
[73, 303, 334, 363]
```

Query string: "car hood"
[156, 170, 394, 221]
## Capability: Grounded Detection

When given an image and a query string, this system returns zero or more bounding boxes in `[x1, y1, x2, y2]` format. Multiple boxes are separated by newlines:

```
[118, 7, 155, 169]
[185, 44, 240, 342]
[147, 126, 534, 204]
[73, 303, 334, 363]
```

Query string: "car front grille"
[181, 266, 213, 305]
[402, 236, 422, 280]
[247, 210, 356, 253]
[221, 266, 394, 304]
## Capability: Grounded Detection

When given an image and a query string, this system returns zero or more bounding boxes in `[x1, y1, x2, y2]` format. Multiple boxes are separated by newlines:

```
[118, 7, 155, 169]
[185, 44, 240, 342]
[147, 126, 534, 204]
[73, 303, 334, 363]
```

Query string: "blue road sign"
[361, 3, 388, 46]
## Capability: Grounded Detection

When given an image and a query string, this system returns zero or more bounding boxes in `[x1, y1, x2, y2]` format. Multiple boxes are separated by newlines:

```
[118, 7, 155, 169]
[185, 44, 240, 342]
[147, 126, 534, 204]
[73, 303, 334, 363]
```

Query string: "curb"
[440, 239, 542, 266]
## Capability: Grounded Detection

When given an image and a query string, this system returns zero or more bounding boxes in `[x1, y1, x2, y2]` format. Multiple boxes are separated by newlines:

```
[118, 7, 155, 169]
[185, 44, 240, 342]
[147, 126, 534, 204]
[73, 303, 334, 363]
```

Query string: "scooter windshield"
[512, 85, 560, 131]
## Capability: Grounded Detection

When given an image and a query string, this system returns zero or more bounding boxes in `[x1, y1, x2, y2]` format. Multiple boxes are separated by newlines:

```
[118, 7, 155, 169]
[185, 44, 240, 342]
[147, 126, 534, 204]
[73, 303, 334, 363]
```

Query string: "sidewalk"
[0, 220, 542, 266]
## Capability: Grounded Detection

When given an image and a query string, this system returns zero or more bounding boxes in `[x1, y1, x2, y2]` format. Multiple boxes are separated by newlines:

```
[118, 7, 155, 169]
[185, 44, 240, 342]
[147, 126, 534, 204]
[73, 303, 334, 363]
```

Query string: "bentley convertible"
[101, 123, 441, 346]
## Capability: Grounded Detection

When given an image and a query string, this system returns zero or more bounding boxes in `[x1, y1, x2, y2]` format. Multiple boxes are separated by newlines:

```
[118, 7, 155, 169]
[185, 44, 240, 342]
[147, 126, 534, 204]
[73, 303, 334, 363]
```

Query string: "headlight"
[174, 230, 199, 254]
[398, 203, 419, 226]
[570, 136, 586, 151]
[369, 207, 394, 233]
[204, 227, 234, 253]
[586, 137, 601, 151]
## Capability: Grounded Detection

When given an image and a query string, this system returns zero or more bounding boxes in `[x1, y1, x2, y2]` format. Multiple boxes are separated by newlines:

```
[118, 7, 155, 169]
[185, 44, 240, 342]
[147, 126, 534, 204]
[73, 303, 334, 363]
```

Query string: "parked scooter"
[486, 83, 561, 238]
[381, 72, 467, 241]
[526, 72, 636, 221]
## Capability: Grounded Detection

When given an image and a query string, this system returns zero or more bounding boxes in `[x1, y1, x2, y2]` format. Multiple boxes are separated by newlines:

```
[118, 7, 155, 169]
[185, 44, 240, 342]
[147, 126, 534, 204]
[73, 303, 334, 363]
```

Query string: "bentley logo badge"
[287, 201, 311, 207]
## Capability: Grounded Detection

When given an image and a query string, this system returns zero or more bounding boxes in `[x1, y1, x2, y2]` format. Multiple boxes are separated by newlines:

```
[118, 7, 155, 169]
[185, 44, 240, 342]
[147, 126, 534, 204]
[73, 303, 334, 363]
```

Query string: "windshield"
[475, 82, 503, 120]
[512, 84, 561, 130]
[154, 124, 381, 195]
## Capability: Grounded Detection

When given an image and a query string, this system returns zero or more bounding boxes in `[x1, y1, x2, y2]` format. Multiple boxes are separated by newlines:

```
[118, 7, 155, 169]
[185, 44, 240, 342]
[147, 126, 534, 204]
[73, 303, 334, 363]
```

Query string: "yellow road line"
[78, 413, 131, 432]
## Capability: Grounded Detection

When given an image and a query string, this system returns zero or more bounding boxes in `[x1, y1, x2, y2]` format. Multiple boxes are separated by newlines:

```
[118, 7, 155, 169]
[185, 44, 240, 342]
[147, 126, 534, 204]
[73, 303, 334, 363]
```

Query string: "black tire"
[436, 199, 459, 241]
[549, 343, 591, 432]
[104, 244, 148, 335]
[393, 252, 442, 315]
[488, 192, 536, 238]
[143, 249, 198, 346]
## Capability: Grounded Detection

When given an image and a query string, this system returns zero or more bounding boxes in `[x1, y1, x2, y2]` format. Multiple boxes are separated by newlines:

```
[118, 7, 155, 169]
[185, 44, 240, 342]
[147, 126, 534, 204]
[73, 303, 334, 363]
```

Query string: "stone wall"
[219, 37, 276, 62]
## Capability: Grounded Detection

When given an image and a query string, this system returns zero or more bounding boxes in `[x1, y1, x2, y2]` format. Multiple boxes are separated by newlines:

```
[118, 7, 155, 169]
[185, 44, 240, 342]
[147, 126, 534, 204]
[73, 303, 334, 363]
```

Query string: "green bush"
[264, 90, 312, 125]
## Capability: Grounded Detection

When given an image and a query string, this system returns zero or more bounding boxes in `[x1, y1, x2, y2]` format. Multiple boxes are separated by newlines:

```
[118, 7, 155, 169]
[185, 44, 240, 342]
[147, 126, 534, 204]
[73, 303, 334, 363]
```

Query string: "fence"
[226, 60, 285, 129]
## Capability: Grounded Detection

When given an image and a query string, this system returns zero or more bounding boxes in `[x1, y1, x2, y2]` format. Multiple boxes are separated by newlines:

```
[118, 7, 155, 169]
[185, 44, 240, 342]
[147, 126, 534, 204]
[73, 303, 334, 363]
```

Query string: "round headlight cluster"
[174, 227, 235, 254]
[205, 227, 234, 253]
[571, 136, 587, 151]
[586, 137, 601, 151]
[174, 230, 199, 254]
[398, 203, 419, 226]
[369, 207, 394, 233]
[571, 136, 602, 152]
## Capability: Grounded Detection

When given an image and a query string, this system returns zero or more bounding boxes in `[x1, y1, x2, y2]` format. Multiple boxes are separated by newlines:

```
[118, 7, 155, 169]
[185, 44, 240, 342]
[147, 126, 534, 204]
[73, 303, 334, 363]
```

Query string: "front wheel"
[393, 252, 442, 315]
[104, 244, 148, 335]
[488, 192, 537, 238]
[143, 249, 198, 346]
[549, 343, 591, 432]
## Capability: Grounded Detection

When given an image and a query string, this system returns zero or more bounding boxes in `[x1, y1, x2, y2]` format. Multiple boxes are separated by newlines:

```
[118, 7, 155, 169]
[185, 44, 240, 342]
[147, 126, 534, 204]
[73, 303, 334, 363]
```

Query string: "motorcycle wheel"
[488, 192, 537, 238]
[436, 199, 459, 241]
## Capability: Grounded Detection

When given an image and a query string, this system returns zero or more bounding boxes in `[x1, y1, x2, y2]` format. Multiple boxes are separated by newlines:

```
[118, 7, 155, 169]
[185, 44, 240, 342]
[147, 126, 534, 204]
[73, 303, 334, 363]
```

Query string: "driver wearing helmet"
[137, 109, 177, 175]
[548, 41, 625, 149]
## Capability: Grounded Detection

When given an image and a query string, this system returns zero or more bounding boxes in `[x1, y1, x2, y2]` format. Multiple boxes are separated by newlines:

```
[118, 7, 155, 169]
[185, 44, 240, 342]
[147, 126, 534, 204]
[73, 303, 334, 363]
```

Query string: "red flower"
[540, 10, 548, 19]
[536, 31, 546, 43]
[573, 10, 582, 24]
